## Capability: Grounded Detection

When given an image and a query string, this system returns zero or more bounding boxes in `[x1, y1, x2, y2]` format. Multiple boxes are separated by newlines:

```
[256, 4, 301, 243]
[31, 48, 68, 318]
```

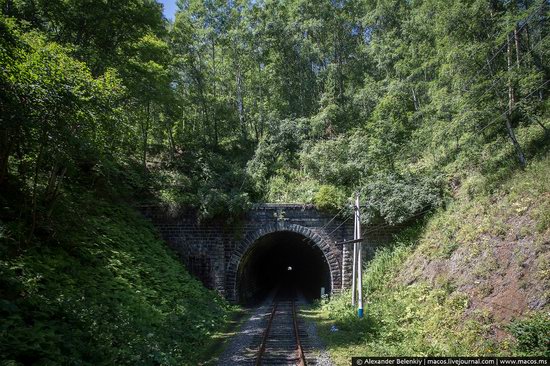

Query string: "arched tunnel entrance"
[237, 231, 332, 304]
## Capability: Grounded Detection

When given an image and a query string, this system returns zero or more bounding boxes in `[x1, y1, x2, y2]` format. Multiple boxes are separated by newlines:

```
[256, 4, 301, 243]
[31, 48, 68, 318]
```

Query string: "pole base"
[358, 308, 364, 318]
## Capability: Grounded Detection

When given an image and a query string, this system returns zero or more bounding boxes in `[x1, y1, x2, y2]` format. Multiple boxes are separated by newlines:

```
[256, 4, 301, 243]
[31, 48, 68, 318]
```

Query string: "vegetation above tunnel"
[1, 0, 548, 221]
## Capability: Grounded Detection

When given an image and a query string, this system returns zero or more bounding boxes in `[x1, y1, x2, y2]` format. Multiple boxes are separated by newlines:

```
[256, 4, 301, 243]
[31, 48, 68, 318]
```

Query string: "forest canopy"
[1, 0, 548, 224]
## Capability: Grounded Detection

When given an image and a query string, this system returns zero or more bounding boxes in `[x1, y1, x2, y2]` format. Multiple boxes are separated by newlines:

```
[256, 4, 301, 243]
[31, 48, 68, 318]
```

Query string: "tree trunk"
[141, 101, 151, 169]
[45, 166, 67, 218]
[212, 38, 216, 98]
[3, 0, 12, 14]
[167, 120, 175, 161]
[514, 26, 521, 67]
[525, 24, 530, 52]
[257, 62, 264, 141]
[27, 124, 48, 244]
[236, 60, 246, 141]
[211, 38, 219, 146]
[0, 128, 13, 186]
[45, 164, 60, 200]
[507, 32, 527, 168]
[195, 54, 213, 145]
[335, 30, 344, 102]
[411, 87, 420, 111]
[528, 115, 548, 135]
[538, 1, 548, 101]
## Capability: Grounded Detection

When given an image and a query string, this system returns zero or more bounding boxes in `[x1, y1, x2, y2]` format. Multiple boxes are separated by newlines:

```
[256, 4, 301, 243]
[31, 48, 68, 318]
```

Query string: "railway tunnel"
[236, 231, 332, 304]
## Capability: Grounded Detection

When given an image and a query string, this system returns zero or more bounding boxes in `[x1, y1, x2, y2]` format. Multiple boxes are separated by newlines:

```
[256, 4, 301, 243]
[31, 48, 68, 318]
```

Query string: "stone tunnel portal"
[237, 231, 332, 304]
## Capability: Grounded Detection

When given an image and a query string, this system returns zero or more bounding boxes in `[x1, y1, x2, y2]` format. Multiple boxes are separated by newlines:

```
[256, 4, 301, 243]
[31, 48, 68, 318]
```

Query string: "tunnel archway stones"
[141, 204, 409, 302]
[226, 222, 342, 302]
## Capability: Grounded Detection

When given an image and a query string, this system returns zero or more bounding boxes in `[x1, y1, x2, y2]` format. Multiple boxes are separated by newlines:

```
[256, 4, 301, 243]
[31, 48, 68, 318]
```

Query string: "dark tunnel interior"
[237, 231, 331, 304]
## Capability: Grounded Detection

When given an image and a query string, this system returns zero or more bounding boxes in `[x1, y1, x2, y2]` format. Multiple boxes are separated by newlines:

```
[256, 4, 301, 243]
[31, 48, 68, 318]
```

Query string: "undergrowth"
[507, 312, 550, 357]
[0, 191, 233, 365]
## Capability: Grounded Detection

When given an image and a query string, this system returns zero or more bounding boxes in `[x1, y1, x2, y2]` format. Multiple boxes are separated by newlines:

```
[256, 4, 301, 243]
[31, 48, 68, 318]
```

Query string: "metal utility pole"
[340, 192, 364, 316]
[356, 193, 364, 318]
[351, 196, 358, 307]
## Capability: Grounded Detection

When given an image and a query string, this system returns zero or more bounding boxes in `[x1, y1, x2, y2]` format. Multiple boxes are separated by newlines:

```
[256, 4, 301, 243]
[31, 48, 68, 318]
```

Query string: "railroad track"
[255, 299, 307, 366]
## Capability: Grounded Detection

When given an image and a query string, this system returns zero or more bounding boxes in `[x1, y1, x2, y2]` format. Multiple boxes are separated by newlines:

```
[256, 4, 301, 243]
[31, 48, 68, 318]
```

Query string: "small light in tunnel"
[287, 266, 293, 271]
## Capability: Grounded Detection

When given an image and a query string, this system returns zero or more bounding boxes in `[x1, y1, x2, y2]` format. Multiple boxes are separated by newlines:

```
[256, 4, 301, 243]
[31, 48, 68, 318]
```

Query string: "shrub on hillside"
[314, 185, 348, 212]
[507, 312, 550, 356]
[362, 172, 444, 224]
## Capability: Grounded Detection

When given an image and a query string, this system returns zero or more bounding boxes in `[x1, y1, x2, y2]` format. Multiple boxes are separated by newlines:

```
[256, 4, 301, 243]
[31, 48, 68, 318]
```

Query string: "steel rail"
[255, 302, 278, 366]
[292, 300, 307, 366]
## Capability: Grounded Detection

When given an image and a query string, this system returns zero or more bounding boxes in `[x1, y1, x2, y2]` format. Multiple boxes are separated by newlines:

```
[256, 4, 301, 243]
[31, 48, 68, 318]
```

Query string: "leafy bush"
[361, 172, 444, 224]
[314, 185, 348, 212]
[507, 312, 550, 356]
[265, 170, 320, 204]
[247, 118, 309, 193]
[151, 150, 254, 220]
[301, 135, 360, 187]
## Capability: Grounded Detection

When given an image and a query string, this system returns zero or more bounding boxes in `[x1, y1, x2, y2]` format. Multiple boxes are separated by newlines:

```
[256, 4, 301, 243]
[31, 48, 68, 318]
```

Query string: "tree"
[122, 34, 171, 168]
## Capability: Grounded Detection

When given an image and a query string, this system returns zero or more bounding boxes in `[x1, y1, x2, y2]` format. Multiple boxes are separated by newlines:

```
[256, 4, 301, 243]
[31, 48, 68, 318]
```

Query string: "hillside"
[0, 191, 232, 365]
[310, 154, 549, 361]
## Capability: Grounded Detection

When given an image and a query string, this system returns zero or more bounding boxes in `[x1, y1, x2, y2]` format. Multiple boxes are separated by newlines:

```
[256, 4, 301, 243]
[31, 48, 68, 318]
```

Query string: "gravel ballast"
[217, 295, 334, 366]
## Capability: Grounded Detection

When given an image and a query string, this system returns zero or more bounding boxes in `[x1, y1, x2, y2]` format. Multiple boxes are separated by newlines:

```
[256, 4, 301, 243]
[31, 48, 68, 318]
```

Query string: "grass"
[310, 153, 550, 363]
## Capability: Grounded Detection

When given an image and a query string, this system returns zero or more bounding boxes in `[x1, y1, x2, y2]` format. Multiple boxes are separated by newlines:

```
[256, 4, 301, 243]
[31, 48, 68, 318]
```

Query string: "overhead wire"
[464, 32, 549, 110]
[300, 205, 353, 245]
[477, 78, 550, 134]
[319, 204, 351, 232]
[326, 215, 353, 237]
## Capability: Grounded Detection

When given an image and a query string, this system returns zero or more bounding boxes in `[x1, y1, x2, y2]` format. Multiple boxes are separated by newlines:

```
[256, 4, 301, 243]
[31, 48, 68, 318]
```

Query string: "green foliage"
[247, 118, 309, 193]
[0, 193, 232, 365]
[3, 0, 165, 73]
[265, 172, 319, 204]
[362, 172, 444, 224]
[361, 225, 423, 295]
[0, 17, 132, 216]
[5, 0, 549, 222]
[314, 185, 347, 212]
[153, 150, 254, 220]
[507, 313, 550, 356]
[0, 15, 239, 361]
[301, 135, 360, 187]
[241, 0, 549, 227]
[1, 0, 549, 362]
